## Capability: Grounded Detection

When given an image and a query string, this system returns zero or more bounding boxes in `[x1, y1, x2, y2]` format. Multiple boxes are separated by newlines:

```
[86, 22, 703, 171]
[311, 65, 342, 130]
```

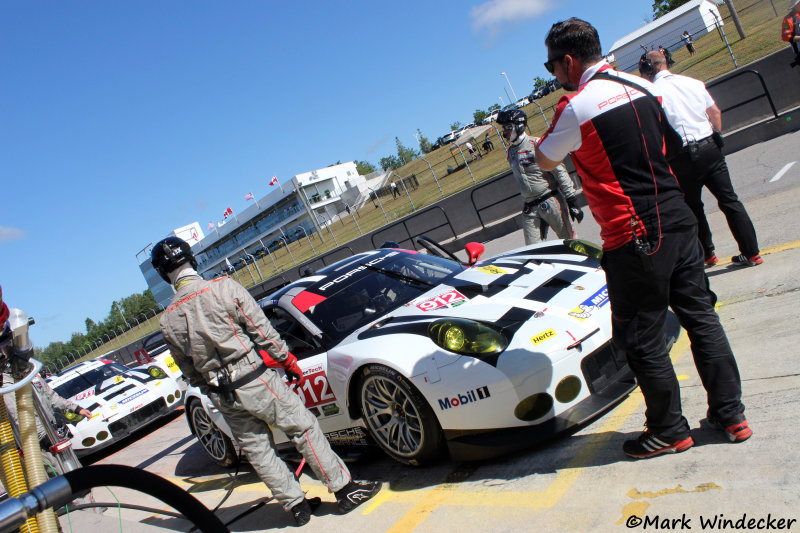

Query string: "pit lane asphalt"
[62, 131, 800, 533]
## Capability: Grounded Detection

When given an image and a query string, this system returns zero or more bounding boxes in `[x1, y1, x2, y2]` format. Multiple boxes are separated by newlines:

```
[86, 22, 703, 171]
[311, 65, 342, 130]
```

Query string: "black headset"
[638, 54, 656, 77]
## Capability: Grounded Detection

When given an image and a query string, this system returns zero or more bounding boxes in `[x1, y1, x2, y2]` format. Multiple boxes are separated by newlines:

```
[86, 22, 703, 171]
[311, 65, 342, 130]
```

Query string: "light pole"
[296, 226, 317, 254]
[114, 301, 130, 329]
[501, 72, 518, 103]
[244, 251, 263, 282]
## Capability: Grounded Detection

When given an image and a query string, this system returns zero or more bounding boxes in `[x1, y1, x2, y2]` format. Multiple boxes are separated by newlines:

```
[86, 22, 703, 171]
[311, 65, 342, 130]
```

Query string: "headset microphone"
[638, 54, 656, 77]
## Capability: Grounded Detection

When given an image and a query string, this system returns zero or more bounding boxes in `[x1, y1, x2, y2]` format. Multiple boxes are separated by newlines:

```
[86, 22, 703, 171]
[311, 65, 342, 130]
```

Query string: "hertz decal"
[531, 328, 556, 345]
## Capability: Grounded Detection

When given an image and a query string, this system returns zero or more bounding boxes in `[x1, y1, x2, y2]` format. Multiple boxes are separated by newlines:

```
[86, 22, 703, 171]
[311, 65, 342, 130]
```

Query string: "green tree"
[395, 137, 419, 166]
[652, 0, 689, 18]
[449, 121, 462, 131]
[416, 129, 433, 154]
[532, 76, 548, 89]
[487, 103, 501, 112]
[355, 160, 376, 175]
[473, 109, 488, 123]
[380, 155, 402, 171]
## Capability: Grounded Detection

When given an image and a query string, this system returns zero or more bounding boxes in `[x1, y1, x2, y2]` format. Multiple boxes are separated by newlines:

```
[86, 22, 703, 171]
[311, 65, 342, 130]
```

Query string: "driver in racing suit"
[496, 108, 584, 245]
[152, 238, 381, 527]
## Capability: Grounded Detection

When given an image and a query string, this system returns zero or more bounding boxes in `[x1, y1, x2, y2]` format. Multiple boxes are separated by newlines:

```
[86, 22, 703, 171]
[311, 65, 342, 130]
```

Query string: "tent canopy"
[452, 125, 493, 147]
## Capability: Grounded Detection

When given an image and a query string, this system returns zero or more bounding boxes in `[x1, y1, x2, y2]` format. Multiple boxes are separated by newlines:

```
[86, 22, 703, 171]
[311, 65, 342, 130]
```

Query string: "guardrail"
[370, 206, 457, 250]
[707, 69, 778, 121]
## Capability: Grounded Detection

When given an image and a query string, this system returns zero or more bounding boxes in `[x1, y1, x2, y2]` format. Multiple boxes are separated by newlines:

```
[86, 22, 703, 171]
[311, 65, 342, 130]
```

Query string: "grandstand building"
[137, 161, 387, 308]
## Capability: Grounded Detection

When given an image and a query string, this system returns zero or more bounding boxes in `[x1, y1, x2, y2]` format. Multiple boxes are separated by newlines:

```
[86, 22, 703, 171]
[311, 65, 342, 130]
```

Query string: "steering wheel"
[416, 235, 462, 264]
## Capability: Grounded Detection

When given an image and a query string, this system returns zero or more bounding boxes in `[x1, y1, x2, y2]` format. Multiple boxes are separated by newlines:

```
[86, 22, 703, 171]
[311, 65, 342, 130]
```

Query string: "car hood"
[347, 249, 609, 350]
[70, 372, 167, 419]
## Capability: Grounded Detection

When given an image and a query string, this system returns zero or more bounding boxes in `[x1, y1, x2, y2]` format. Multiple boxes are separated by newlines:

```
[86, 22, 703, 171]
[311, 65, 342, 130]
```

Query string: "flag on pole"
[244, 192, 260, 209]
[269, 175, 284, 192]
[223, 207, 233, 219]
[207, 221, 214, 232]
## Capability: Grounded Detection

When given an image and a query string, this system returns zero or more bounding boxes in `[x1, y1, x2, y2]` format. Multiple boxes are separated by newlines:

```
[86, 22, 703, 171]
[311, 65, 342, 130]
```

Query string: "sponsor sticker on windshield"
[416, 289, 468, 311]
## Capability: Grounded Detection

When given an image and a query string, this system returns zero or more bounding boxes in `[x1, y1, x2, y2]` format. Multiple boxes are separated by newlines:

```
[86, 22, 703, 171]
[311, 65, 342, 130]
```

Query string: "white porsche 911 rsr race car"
[185, 237, 656, 467]
[47, 358, 184, 456]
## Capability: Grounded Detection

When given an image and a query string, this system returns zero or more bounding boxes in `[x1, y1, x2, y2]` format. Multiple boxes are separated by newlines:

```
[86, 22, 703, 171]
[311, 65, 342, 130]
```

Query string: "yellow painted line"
[714, 239, 800, 266]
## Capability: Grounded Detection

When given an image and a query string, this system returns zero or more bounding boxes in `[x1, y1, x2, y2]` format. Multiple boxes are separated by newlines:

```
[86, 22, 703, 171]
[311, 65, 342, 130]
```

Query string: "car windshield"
[306, 252, 463, 344]
[53, 361, 133, 398]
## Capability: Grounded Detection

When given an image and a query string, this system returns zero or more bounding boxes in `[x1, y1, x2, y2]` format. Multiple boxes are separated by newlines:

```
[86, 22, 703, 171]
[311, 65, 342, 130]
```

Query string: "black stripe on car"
[524, 270, 585, 303]
[100, 383, 137, 401]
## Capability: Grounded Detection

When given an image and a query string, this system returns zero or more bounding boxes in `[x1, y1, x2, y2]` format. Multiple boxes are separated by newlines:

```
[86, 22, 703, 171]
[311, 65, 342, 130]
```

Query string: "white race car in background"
[185, 237, 666, 467]
[47, 358, 184, 456]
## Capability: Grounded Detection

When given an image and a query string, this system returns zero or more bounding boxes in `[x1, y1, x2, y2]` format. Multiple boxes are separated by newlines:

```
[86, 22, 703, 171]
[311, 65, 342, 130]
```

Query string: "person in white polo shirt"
[638, 50, 762, 267]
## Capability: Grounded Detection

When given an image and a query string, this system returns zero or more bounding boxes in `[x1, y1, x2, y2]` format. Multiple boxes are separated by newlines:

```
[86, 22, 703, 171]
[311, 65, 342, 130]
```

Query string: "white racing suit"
[160, 275, 351, 511]
[507, 134, 579, 245]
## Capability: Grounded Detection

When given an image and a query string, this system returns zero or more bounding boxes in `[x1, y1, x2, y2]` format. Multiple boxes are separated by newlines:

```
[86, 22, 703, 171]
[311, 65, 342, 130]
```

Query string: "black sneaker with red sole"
[706, 416, 753, 442]
[623, 430, 695, 459]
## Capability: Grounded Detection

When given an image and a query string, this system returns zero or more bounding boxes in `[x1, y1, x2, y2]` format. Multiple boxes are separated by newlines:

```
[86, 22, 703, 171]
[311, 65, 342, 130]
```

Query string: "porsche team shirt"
[537, 62, 695, 251]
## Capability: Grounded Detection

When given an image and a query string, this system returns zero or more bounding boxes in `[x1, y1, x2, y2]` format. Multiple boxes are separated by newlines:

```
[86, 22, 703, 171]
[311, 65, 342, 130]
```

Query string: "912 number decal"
[416, 289, 468, 312]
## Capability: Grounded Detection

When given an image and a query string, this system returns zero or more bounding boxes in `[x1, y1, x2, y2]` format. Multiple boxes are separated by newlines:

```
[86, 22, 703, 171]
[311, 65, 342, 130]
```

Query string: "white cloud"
[470, 0, 554, 35]
[365, 136, 390, 154]
[0, 226, 26, 243]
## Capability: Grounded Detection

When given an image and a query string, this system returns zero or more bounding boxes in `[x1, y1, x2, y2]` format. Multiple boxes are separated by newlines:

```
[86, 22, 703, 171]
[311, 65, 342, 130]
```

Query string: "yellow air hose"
[16, 384, 58, 533]
[0, 396, 38, 533]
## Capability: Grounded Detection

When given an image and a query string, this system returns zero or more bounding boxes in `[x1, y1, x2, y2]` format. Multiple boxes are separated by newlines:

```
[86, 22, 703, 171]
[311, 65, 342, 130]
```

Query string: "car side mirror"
[464, 242, 485, 265]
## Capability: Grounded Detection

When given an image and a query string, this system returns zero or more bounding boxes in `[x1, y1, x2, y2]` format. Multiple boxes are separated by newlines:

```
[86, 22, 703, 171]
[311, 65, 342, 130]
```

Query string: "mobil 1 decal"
[568, 285, 609, 321]
[437, 385, 491, 410]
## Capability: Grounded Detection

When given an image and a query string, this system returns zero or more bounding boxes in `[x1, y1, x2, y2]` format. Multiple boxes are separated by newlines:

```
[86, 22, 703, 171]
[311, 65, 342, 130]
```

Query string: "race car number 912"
[417, 289, 467, 312]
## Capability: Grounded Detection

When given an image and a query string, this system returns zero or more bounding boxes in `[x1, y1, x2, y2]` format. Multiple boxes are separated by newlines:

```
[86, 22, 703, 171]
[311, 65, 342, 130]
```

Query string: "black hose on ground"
[62, 465, 228, 533]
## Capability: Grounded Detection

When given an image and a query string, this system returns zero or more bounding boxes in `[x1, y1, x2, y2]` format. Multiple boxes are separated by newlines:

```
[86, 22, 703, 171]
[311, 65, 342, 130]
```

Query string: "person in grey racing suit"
[496, 108, 583, 245]
[151, 237, 381, 527]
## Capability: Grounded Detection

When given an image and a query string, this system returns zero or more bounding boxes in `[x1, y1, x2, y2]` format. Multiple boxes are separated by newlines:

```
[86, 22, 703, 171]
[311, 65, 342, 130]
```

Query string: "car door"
[262, 306, 348, 436]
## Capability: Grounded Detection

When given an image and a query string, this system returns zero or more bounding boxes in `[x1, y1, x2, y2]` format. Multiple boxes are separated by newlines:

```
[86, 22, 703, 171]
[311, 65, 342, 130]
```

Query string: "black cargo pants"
[601, 226, 746, 440]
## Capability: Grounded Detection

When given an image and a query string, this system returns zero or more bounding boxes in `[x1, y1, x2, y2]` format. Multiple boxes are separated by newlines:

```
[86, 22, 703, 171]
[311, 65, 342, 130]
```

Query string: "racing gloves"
[567, 197, 584, 223]
[275, 351, 306, 388]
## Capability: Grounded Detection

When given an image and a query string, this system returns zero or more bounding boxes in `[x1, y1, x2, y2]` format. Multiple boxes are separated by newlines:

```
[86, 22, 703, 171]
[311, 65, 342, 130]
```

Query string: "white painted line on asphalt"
[769, 161, 796, 183]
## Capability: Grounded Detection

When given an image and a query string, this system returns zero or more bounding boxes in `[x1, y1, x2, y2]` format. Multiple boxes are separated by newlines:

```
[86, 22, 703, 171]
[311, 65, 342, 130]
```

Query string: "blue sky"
[1, 0, 656, 348]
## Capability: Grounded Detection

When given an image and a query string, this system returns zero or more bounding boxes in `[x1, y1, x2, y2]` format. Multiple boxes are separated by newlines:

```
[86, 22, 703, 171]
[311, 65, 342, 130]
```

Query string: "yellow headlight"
[147, 366, 167, 379]
[428, 319, 507, 355]
[564, 239, 603, 259]
[444, 327, 465, 351]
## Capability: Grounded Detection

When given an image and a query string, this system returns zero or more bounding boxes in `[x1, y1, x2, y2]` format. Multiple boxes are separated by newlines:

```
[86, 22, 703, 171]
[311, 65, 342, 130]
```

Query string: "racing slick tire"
[187, 399, 239, 468]
[358, 364, 444, 466]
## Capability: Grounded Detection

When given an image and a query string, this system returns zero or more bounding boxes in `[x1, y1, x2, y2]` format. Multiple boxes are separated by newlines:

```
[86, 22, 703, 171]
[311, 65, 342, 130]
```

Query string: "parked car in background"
[184, 236, 649, 468]
[47, 358, 183, 456]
